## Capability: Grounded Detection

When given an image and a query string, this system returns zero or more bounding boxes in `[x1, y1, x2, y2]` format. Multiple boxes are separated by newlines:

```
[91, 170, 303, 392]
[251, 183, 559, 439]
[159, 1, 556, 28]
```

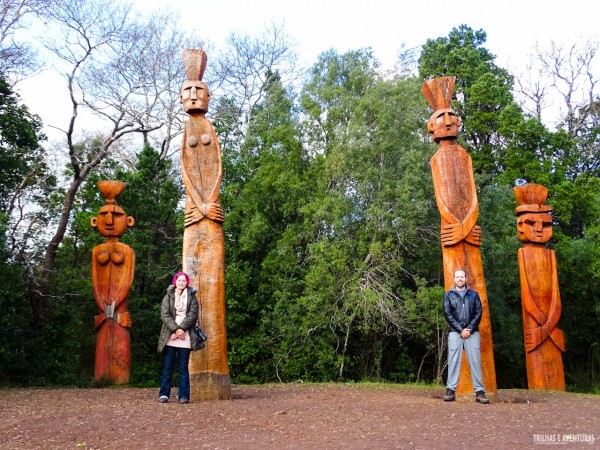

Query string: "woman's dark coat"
[157, 285, 199, 353]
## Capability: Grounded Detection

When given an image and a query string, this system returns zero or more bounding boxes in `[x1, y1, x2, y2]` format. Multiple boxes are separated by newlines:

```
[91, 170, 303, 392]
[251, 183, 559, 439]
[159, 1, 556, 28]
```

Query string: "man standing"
[443, 270, 490, 404]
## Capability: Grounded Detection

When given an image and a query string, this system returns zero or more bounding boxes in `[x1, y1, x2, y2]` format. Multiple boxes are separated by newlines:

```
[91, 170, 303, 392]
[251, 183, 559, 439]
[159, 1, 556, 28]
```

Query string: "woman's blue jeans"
[159, 345, 191, 400]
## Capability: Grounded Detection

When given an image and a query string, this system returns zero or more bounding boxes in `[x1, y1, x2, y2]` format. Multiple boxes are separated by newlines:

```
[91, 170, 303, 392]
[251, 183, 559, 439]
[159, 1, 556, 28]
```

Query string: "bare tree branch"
[212, 21, 301, 148]
[26, 1, 201, 319]
[0, 0, 45, 81]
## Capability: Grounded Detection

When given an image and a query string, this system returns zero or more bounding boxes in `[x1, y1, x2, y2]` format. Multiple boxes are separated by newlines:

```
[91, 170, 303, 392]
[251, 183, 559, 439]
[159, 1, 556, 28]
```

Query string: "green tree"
[222, 72, 310, 383]
[0, 73, 53, 385]
[282, 49, 439, 381]
[0, 75, 45, 212]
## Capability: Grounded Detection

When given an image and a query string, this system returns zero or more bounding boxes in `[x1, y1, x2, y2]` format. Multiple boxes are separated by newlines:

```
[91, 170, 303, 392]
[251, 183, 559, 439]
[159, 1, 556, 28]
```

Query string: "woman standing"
[157, 272, 199, 403]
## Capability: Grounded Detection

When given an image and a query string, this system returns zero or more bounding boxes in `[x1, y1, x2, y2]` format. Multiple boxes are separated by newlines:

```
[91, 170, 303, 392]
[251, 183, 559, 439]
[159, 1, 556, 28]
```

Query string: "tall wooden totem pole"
[422, 76, 498, 401]
[180, 49, 231, 400]
[514, 184, 566, 390]
[91, 180, 135, 384]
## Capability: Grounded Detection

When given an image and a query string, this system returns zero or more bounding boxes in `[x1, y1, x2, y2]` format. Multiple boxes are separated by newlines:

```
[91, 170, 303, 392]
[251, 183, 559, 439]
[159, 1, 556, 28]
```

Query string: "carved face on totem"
[180, 80, 210, 114]
[91, 204, 135, 238]
[427, 108, 462, 142]
[517, 212, 553, 243]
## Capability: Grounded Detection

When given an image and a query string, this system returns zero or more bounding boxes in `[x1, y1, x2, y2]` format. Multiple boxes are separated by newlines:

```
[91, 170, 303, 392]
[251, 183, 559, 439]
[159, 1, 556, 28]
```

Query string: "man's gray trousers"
[446, 331, 485, 392]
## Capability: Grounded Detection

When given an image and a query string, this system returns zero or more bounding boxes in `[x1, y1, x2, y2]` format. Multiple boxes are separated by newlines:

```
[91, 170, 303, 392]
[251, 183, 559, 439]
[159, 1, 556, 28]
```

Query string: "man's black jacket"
[443, 285, 482, 333]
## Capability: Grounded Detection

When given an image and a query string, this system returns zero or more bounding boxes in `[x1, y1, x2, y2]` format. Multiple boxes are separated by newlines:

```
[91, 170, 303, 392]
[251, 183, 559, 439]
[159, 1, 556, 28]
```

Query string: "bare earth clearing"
[1, 384, 598, 449]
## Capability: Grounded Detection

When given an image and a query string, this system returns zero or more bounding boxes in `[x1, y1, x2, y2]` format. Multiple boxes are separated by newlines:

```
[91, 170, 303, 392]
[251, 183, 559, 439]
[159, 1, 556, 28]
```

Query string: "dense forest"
[1, 0, 598, 392]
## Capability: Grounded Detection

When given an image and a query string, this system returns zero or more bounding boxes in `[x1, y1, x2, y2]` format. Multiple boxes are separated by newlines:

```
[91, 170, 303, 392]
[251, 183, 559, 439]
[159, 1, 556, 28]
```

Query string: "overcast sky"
[18, 0, 600, 140]
[156, 0, 600, 71]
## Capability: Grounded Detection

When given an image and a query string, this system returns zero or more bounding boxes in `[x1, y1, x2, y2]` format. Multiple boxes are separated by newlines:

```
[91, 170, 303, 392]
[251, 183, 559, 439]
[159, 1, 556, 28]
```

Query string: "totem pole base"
[190, 372, 232, 401]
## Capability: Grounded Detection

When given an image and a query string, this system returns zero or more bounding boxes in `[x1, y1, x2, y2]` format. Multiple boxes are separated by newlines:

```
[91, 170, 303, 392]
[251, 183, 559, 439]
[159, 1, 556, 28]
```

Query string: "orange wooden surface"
[91, 181, 135, 385]
[180, 50, 231, 400]
[423, 77, 498, 401]
[515, 184, 565, 391]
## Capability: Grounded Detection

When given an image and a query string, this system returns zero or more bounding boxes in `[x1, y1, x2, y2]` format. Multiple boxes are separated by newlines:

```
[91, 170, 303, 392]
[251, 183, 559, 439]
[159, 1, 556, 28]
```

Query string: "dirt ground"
[1, 384, 598, 449]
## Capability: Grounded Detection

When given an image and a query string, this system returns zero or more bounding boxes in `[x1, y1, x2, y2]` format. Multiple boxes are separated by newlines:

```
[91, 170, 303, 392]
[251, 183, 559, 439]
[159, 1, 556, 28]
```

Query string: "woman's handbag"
[192, 323, 207, 351]
[192, 299, 207, 351]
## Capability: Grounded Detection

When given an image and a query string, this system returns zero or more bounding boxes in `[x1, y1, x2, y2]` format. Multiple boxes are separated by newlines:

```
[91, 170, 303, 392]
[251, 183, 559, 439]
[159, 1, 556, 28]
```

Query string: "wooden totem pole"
[514, 184, 566, 390]
[91, 180, 135, 384]
[180, 49, 231, 400]
[422, 76, 498, 401]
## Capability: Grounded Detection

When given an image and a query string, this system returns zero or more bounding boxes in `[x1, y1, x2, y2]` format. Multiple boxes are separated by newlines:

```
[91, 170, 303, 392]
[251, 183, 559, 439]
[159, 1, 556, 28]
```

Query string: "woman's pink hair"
[172, 271, 191, 286]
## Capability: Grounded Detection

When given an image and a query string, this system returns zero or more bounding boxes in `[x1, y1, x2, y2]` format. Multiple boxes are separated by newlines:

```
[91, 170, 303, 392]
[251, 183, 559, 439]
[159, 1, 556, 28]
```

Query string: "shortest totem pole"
[514, 184, 566, 390]
[91, 181, 135, 384]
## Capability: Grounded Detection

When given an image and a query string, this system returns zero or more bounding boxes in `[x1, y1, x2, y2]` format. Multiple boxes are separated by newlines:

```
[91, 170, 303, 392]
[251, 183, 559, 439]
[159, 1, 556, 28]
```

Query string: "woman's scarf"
[174, 288, 188, 314]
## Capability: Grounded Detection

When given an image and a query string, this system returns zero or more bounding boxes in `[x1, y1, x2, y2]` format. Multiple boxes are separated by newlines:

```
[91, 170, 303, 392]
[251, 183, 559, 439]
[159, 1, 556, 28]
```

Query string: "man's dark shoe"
[475, 391, 490, 404]
[443, 388, 455, 402]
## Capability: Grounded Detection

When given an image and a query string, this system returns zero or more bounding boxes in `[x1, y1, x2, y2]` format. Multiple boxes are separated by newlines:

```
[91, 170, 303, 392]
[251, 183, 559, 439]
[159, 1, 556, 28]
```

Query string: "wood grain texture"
[91, 181, 135, 385]
[180, 50, 231, 400]
[515, 184, 565, 391]
[423, 77, 498, 401]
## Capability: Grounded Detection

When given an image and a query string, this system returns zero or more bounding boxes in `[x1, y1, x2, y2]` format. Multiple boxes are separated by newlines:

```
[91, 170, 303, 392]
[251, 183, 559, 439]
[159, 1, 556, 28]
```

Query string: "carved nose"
[444, 112, 452, 126]
[190, 86, 197, 100]
[106, 211, 113, 225]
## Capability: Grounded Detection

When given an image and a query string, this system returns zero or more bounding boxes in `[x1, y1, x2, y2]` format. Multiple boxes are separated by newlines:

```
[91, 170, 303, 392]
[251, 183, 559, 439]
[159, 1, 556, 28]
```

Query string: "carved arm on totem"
[181, 120, 225, 227]
[519, 251, 565, 352]
[91, 246, 134, 329]
[431, 151, 482, 247]
[434, 186, 482, 247]
[92, 293, 133, 330]
[94, 308, 132, 330]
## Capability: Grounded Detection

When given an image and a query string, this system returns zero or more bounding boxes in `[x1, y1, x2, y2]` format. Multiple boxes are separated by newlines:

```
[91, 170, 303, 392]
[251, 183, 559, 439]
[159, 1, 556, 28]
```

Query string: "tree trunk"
[32, 176, 84, 325]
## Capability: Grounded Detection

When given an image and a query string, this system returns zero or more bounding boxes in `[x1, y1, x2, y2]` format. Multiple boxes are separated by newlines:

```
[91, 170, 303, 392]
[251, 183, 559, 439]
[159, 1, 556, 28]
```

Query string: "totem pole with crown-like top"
[180, 49, 231, 400]
[91, 180, 135, 384]
[422, 76, 498, 401]
[514, 183, 566, 390]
